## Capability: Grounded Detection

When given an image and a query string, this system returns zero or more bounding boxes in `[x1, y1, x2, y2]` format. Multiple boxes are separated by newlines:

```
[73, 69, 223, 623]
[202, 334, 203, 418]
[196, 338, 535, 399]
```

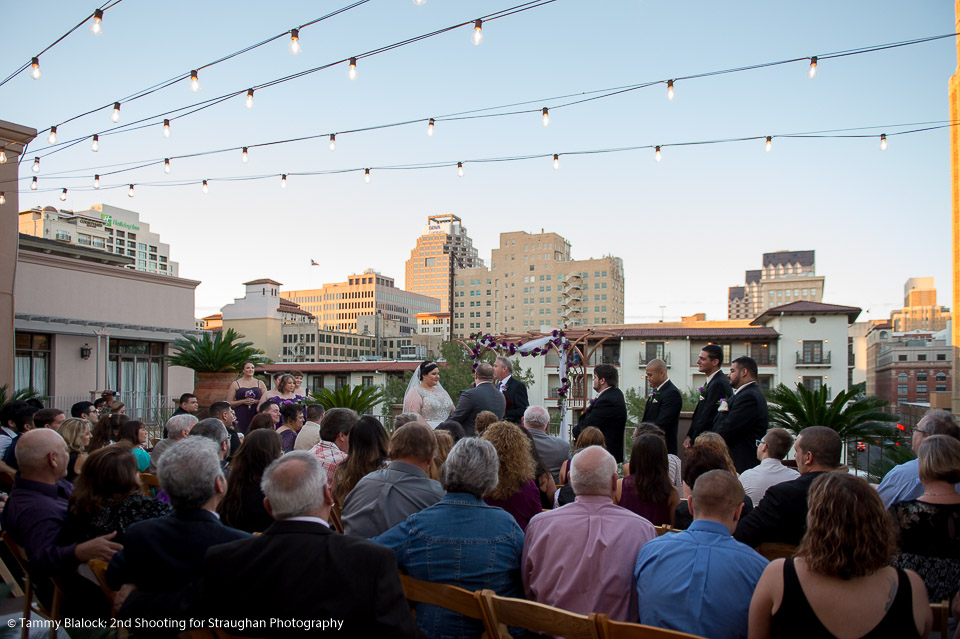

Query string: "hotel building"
[405, 214, 484, 312]
[728, 250, 824, 320]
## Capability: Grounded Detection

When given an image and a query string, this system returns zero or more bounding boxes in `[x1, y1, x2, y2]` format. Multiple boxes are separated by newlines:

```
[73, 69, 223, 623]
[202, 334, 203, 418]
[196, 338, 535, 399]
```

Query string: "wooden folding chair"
[654, 525, 679, 536]
[87, 559, 119, 617]
[930, 599, 949, 638]
[480, 590, 600, 639]
[1, 531, 61, 639]
[328, 503, 344, 534]
[0, 471, 15, 493]
[399, 574, 495, 635]
[755, 542, 798, 561]
[596, 614, 705, 638]
[139, 472, 160, 492]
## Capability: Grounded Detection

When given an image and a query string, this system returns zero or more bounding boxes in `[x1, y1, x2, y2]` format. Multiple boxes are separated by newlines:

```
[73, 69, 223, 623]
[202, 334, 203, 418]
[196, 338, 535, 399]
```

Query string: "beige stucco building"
[728, 250, 825, 320]
[405, 215, 484, 312]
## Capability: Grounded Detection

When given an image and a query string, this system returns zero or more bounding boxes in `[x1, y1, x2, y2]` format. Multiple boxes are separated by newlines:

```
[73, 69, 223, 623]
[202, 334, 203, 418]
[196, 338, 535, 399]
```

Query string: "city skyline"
[2, 1, 953, 324]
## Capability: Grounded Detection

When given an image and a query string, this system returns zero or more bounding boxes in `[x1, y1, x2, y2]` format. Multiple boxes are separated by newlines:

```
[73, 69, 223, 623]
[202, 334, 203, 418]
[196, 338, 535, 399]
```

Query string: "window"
[917, 371, 927, 382]
[14, 333, 50, 396]
[937, 353, 947, 361]
[897, 384, 908, 395]
[800, 340, 824, 364]
[937, 384, 948, 391]
[898, 355, 907, 361]
[918, 354, 927, 361]
[917, 384, 927, 394]
[937, 372, 947, 382]
[898, 373, 908, 383]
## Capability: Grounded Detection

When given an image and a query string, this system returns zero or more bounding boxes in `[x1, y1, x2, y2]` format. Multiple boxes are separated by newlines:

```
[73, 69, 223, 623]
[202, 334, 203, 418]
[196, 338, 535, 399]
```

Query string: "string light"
[91, 134, 100, 152]
[655, 146, 662, 162]
[128, 184, 135, 198]
[163, 119, 171, 138]
[666, 80, 675, 101]
[541, 107, 550, 127]
[111, 102, 121, 123]
[241, 147, 249, 163]
[457, 161, 464, 178]
[0, 149, 6, 164]
[348, 57, 358, 81]
[30, 57, 41, 80]
[329, 134, 336, 151]
[553, 154, 559, 170]
[289, 29, 301, 55]
[765, 136, 773, 152]
[364, 168, 371, 183]
[30, 177, 38, 191]
[89, 9, 103, 36]
[880, 133, 888, 151]
[60, 188, 67, 202]
[31, 157, 40, 173]
[164, 158, 171, 174]
[0, 193, 5, 206]
[94, 174, 100, 189]
[47, 127, 58, 145]
[190, 70, 200, 93]
[281, 174, 287, 188]
[245, 89, 255, 109]
[427, 118, 435, 136]
[808, 56, 818, 79]
[471, 19, 483, 46]
[202, 179, 209, 193]
[413, 0, 426, 5]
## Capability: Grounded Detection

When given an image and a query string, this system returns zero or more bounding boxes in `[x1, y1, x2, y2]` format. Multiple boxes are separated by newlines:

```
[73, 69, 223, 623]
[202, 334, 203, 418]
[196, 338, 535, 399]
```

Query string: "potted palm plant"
[168, 329, 266, 409]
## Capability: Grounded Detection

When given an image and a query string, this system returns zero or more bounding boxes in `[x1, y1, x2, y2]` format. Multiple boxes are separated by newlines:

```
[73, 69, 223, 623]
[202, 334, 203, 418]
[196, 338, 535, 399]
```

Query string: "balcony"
[752, 354, 777, 366]
[639, 353, 671, 368]
[796, 351, 831, 367]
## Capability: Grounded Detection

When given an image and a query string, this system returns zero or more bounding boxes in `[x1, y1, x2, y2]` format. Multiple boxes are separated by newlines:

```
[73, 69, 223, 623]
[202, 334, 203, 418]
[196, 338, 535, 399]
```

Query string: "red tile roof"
[750, 301, 862, 325]
[258, 361, 423, 373]
[615, 327, 779, 339]
[244, 278, 283, 286]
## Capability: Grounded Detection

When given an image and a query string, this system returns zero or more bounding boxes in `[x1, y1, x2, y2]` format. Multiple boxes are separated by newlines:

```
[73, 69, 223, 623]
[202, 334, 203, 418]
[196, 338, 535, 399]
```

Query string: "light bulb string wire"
[10, 118, 954, 191]
[0, 1, 122, 89]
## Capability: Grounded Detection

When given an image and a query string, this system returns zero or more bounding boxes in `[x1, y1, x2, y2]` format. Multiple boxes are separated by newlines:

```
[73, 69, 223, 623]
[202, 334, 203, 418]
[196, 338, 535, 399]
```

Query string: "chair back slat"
[930, 599, 949, 638]
[654, 525, 679, 536]
[480, 590, 600, 639]
[2, 531, 61, 639]
[755, 542, 798, 561]
[400, 574, 485, 618]
[596, 614, 706, 638]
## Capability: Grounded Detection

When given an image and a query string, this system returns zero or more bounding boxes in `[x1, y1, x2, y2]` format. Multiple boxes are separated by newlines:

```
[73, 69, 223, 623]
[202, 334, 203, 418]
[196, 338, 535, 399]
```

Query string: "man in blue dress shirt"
[877, 409, 960, 507]
[635, 469, 767, 639]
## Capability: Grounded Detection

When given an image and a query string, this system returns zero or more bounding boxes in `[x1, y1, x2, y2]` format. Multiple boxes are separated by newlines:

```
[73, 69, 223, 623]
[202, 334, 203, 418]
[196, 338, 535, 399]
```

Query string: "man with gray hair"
[494, 356, 529, 423]
[521, 446, 656, 621]
[108, 438, 249, 607]
[522, 405, 569, 482]
[158, 452, 422, 637]
[190, 417, 230, 462]
[877, 408, 960, 507]
[149, 413, 197, 472]
[374, 438, 523, 639]
[448, 362, 505, 436]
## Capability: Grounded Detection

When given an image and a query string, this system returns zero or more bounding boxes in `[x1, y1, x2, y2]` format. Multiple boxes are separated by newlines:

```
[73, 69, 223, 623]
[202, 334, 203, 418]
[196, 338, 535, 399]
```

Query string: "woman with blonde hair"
[558, 426, 605, 485]
[695, 431, 739, 476]
[428, 430, 455, 481]
[59, 418, 93, 482]
[481, 421, 540, 530]
[749, 472, 931, 638]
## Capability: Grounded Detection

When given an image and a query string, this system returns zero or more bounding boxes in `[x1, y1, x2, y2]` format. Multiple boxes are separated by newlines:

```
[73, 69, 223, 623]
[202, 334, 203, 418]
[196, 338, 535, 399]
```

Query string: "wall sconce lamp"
[80, 343, 92, 360]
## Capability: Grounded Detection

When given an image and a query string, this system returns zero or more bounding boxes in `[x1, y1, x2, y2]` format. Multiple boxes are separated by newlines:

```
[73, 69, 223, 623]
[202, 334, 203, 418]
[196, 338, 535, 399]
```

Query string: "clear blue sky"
[3, 0, 955, 322]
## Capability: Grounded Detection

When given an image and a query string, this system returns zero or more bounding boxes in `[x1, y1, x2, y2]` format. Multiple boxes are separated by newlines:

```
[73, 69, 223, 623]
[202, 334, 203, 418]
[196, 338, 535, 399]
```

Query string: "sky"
[3, 0, 956, 323]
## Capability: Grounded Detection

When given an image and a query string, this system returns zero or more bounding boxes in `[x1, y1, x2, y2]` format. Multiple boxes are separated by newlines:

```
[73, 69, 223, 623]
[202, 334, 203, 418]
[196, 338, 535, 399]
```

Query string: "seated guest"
[247, 412, 277, 433]
[393, 412, 426, 428]
[435, 419, 465, 442]
[90, 413, 125, 452]
[625, 423, 683, 497]
[695, 431, 739, 475]
[70, 400, 99, 422]
[92, 398, 109, 414]
[332, 416, 389, 507]
[294, 404, 325, 451]
[636, 470, 768, 638]
[34, 408, 65, 432]
[117, 420, 151, 472]
[890, 434, 960, 603]
[429, 430, 455, 481]
[276, 403, 304, 454]
[674, 445, 753, 530]
[616, 434, 680, 526]
[739, 427, 799, 506]
[374, 438, 524, 639]
[343, 422, 443, 537]
[208, 401, 240, 458]
[558, 426, 606, 485]
[878, 409, 960, 507]
[482, 422, 542, 530]
[61, 445, 171, 543]
[518, 426, 558, 509]
[217, 429, 282, 533]
[522, 405, 569, 483]
[256, 400, 281, 429]
[58, 418, 92, 483]
[474, 410, 499, 436]
[524, 446, 656, 621]
[190, 418, 230, 463]
[149, 414, 197, 472]
[171, 393, 199, 418]
[734, 426, 841, 548]
[106, 438, 249, 599]
[309, 408, 358, 487]
[749, 472, 931, 638]
[108, 402, 126, 416]
[0, 400, 38, 473]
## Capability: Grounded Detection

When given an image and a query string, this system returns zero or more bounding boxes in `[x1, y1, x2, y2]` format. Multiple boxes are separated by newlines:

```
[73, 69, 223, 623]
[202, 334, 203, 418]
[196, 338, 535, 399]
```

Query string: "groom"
[493, 356, 528, 424]
[449, 363, 505, 436]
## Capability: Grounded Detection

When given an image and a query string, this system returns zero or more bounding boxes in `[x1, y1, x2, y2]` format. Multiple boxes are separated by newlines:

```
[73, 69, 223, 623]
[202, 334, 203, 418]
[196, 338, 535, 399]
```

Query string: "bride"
[403, 361, 454, 428]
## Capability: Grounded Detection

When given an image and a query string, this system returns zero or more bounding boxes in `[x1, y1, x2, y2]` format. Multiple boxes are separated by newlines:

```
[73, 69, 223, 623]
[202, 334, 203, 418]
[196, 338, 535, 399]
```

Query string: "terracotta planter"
[194, 372, 238, 410]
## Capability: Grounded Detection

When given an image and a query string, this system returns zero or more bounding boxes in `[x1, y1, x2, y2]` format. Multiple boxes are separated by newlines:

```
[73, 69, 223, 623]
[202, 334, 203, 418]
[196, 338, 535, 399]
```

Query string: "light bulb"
[808, 56, 817, 79]
[364, 168, 371, 184]
[0, 193, 5, 206]
[765, 136, 772, 152]
[241, 147, 249, 163]
[60, 188, 67, 202]
[413, 0, 426, 5]
[880, 133, 888, 151]
[47, 126, 57, 144]
[541, 107, 550, 127]
[94, 174, 100, 189]
[30, 177, 38, 191]
[111, 102, 121, 123]
[553, 154, 559, 170]
[289, 29, 301, 55]
[90, 9, 103, 36]
[0, 149, 6, 164]
[655, 146, 662, 162]
[329, 134, 336, 151]
[457, 162, 464, 178]
[202, 180, 209, 194]
[348, 57, 357, 81]
[30, 57, 41, 80]
[163, 119, 171, 138]
[91, 135, 100, 152]
[164, 158, 171, 174]
[245, 89, 254, 109]
[666, 80, 675, 101]
[472, 19, 483, 46]
[190, 70, 200, 93]
[128, 184, 135, 198]
[427, 118, 435, 136]
[281, 174, 287, 188]
[32, 157, 40, 173]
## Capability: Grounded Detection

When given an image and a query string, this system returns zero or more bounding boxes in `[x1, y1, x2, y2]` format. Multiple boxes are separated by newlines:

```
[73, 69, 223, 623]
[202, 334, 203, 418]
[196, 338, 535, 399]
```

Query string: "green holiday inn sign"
[100, 214, 140, 231]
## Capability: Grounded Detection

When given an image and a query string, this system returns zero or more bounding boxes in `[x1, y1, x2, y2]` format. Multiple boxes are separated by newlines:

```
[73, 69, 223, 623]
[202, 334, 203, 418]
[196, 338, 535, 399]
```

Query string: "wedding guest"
[616, 434, 680, 526]
[482, 422, 541, 531]
[217, 429, 282, 533]
[695, 431, 739, 475]
[228, 361, 267, 435]
[878, 409, 960, 507]
[332, 416, 389, 508]
[150, 414, 197, 473]
[248, 412, 277, 433]
[474, 410, 500, 436]
[674, 444, 753, 530]
[428, 430, 455, 481]
[58, 418, 92, 483]
[738, 427, 799, 507]
[117, 420, 150, 472]
[294, 404, 326, 451]
[309, 408, 359, 488]
[559, 426, 606, 485]
[522, 405, 569, 483]
[89, 413, 125, 452]
[625, 423, 683, 497]
[276, 403, 305, 454]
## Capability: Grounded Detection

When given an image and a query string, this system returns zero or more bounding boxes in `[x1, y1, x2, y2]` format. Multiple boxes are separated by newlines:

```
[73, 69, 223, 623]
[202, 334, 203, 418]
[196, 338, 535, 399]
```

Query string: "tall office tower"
[890, 277, 951, 332]
[727, 250, 825, 320]
[405, 215, 483, 312]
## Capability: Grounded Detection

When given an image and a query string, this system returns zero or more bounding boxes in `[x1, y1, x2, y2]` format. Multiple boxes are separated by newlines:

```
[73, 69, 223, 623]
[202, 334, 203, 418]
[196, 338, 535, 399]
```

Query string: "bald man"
[640, 358, 683, 455]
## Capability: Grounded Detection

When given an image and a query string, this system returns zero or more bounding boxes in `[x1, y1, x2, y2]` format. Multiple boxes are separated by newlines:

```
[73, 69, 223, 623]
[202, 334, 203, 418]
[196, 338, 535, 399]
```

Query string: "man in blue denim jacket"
[374, 438, 524, 639]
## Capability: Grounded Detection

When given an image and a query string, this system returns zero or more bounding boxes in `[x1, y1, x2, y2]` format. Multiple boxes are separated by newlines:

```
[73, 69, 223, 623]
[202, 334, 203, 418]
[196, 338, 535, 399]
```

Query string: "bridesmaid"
[229, 361, 267, 435]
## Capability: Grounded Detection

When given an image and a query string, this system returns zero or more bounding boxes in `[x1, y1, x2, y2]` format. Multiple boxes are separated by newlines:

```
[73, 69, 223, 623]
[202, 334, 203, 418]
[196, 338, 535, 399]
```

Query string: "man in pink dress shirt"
[521, 445, 657, 621]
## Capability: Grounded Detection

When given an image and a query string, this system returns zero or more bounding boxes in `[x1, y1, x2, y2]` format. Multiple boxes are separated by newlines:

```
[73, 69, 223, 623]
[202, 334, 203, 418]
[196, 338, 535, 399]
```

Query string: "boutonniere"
[717, 397, 729, 412]
[649, 388, 659, 404]
[587, 397, 597, 409]
[697, 385, 706, 401]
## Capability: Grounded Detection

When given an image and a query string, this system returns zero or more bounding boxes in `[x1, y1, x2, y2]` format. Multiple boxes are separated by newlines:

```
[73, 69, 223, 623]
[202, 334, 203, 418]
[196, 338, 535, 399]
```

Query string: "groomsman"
[574, 365, 628, 463]
[640, 359, 682, 455]
[494, 356, 529, 424]
[714, 356, 768, 473]
[685, 345, 733, 449]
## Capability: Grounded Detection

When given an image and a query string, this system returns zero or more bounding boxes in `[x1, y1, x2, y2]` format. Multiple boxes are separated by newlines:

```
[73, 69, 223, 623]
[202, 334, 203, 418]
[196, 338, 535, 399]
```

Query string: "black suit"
[573, 387, 628, 463]
[688, 370, 733, 442]
[733, 471, 827, 548]
[449, 382, 505, 436]
[714, 382, 768, 473]
[640, 380, 683, 455]
[500, 377, 529, 424]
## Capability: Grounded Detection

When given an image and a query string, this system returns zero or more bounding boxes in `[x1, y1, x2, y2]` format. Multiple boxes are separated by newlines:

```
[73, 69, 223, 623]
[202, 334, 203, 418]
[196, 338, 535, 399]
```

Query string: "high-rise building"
[405, 215, 484, 312]
[281, 269, 441, 335]
[452, 230, 624, 337]
[950, 0, 960, 414]
[890, 277, 951, 332]
[18, 203, 179, 276]
[727, 250, 824, 320]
